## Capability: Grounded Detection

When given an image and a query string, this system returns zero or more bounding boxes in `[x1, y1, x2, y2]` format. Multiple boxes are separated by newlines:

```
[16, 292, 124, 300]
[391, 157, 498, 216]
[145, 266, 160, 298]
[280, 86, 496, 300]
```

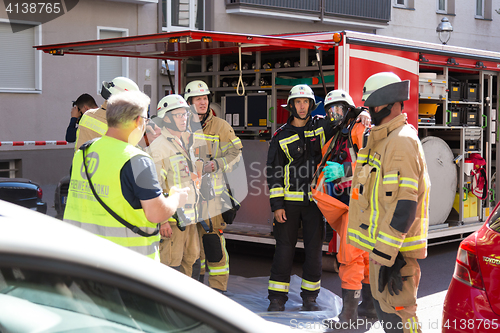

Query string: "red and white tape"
[0, 141, 68, 146]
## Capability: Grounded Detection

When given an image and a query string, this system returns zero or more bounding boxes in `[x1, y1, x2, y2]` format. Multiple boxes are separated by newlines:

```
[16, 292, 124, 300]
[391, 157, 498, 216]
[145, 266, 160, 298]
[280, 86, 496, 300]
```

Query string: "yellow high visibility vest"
[64, 135, 160, 260]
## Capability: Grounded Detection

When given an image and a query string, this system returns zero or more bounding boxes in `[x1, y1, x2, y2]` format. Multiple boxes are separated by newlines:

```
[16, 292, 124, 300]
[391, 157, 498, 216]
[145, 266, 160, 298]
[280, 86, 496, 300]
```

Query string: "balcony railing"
[226, 0, 391, 23]
[325, 0, 390, 21]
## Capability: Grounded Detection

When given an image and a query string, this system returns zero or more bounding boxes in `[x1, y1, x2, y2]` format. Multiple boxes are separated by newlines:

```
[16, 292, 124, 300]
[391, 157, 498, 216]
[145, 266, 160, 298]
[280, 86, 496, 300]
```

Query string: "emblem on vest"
[80, 151, 99, 179]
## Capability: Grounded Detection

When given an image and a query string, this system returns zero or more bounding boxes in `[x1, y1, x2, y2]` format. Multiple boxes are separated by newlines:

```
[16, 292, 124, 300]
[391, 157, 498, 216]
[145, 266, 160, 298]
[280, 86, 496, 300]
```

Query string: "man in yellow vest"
[74, 77, 140, 151]
[147, 94, 204, 277]
[184, 80, 243, 292]
[347, 72, 430, 333]
[64, 90, 189, 260]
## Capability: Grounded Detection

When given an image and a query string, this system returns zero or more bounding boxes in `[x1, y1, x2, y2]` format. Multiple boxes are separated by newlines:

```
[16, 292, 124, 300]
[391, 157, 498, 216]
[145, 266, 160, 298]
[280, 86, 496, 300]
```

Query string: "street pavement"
[46, 201, 461, 332]
[226, 239, 460, 332]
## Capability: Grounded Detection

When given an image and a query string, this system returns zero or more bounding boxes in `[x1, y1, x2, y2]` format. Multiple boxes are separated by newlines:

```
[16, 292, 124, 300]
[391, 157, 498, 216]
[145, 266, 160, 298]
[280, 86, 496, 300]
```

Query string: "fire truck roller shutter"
[421, 136, 457, 225]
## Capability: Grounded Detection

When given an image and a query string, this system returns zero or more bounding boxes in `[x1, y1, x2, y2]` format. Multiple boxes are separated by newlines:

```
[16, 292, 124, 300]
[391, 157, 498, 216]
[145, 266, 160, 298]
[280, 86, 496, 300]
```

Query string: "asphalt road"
[45, 204, 461, 332]
[226, 239, 461, 332]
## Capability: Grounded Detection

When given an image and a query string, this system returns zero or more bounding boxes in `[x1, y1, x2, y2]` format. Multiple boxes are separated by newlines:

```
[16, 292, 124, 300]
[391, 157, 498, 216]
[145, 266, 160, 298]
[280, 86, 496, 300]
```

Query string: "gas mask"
[330, 104, 347, 125]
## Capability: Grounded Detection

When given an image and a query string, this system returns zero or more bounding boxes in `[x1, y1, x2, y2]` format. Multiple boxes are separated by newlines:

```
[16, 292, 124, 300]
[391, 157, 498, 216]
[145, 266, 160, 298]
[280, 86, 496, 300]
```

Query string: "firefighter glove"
[324, 161, 344, 183]
[378, 252, 406, 296]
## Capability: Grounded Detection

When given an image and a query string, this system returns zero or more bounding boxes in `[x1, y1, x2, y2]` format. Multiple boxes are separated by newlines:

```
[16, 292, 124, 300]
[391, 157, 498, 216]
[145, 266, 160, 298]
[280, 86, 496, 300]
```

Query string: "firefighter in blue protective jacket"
[266, 84, 337, 312]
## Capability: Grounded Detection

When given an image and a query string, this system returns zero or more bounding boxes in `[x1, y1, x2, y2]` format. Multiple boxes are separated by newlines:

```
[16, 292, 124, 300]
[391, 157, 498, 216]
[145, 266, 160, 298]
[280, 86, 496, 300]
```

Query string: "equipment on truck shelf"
[36, 29, 500, 247]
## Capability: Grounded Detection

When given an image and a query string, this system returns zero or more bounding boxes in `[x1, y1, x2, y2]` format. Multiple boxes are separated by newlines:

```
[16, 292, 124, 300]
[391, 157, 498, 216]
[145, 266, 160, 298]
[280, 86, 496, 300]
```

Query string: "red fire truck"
[37, 30, 500, 263]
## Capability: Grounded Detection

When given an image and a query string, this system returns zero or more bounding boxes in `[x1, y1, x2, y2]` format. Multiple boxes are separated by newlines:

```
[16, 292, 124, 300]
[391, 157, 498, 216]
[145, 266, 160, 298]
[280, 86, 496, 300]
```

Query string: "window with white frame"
[97, 28, 128, 93]
[476, 0, 485, 18]
[437, 0, 447, 12]
[0, 21, 41, 93]
[394, 0, 415, 9]
[437, 0, 455, 14]
[162, 0, 204, 31]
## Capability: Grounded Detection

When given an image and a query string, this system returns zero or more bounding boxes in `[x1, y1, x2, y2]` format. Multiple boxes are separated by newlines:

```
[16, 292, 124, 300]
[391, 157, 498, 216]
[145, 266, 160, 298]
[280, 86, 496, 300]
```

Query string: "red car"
[442, 202, 500, 332]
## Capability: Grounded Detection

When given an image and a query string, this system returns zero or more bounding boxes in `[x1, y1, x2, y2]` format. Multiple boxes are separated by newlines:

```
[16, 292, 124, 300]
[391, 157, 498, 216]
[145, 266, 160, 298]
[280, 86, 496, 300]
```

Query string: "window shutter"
[0, 23, 36, 89]
[99, 30, 125, 84]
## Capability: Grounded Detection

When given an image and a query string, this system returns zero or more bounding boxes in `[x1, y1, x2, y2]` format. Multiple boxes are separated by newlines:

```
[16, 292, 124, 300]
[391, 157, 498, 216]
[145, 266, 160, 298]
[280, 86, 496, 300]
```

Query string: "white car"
[0, 200, 293, 333]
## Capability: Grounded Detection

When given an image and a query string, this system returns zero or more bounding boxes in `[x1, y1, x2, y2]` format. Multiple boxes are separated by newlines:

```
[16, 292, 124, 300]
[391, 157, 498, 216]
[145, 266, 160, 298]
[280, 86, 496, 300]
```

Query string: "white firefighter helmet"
[362, 72, 409, 107]
[101, 77, 140, 100]
[282, 84, 320, 120]
[184, 80, 211, 101]
[324, 89, 355, 110]
[157, 94, 190, 119]
[324, 89, 355, 124]
[286, 84, 315, 105]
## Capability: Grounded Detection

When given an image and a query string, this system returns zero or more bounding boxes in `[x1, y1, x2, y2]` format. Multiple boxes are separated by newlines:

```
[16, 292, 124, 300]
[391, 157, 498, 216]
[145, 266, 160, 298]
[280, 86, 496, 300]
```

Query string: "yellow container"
[419, 104, 438, 117]
[469, 193, 478, 217]
[453, 191, 478, 218]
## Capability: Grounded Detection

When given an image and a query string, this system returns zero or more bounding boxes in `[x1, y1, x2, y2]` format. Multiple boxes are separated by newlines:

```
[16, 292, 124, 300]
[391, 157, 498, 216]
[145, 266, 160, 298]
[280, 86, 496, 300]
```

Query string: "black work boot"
[267, 298, 285, 312]
[339, 289, 360, 322]
[358, 283, 377, 319]
[302, 296, 321, 311]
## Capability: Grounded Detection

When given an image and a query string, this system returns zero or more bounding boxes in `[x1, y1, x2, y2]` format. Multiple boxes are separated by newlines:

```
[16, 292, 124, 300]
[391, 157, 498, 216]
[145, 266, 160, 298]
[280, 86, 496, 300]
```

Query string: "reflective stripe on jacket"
[347, 114, 430, 266]
[75, 101, 108, 151]
[267, 115, 336, 211]
[198, 111, 243, 223]
[64, 135, 160, 260]
[148, 128, 201, 226]
[200, 111, 242, 174]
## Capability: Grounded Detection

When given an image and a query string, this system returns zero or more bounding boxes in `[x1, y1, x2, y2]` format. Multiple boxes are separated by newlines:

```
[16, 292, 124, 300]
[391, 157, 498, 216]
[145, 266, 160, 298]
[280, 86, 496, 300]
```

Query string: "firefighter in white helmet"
[75, 77, 140, 151]
[347, 72, 430, 333]
[147, 94, 203, 277]
[266, 84, 342, 312]
[184, 80, 243, 292]
[320, 89, 376, 323]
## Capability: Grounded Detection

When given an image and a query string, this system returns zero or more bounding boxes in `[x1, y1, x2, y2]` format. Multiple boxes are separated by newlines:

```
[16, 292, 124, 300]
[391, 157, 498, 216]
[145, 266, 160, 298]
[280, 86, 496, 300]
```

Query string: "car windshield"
[0, 267, 218, 333]
[488, 205, 500, 232]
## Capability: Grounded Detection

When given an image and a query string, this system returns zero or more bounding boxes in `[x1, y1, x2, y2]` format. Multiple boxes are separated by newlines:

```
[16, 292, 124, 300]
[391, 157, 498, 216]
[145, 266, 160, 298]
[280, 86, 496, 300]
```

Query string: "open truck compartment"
[36, 30, 500, 248]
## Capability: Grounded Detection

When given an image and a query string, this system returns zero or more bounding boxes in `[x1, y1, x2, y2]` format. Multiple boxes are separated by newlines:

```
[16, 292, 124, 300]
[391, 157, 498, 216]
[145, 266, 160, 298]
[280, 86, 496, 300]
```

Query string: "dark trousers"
[269, 201, 325, 301]
[373, 298, 404, 333]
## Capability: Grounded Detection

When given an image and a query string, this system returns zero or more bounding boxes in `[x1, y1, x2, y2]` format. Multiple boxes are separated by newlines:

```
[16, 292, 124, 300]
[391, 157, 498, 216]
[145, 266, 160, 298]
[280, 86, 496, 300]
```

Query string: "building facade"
[1, 0, 498, 216]
[0, 0, 159, 215]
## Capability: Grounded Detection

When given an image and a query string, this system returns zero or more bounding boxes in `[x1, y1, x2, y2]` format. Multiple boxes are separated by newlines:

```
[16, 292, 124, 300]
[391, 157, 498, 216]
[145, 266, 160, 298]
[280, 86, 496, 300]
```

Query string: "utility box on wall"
[221, 93, 271, 130]
[222, 94, 245, 127]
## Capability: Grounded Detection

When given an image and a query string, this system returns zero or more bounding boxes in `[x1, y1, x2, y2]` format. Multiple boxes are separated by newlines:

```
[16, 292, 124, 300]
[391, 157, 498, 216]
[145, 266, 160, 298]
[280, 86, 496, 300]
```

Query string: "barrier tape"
[0, 141, 68, 146]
